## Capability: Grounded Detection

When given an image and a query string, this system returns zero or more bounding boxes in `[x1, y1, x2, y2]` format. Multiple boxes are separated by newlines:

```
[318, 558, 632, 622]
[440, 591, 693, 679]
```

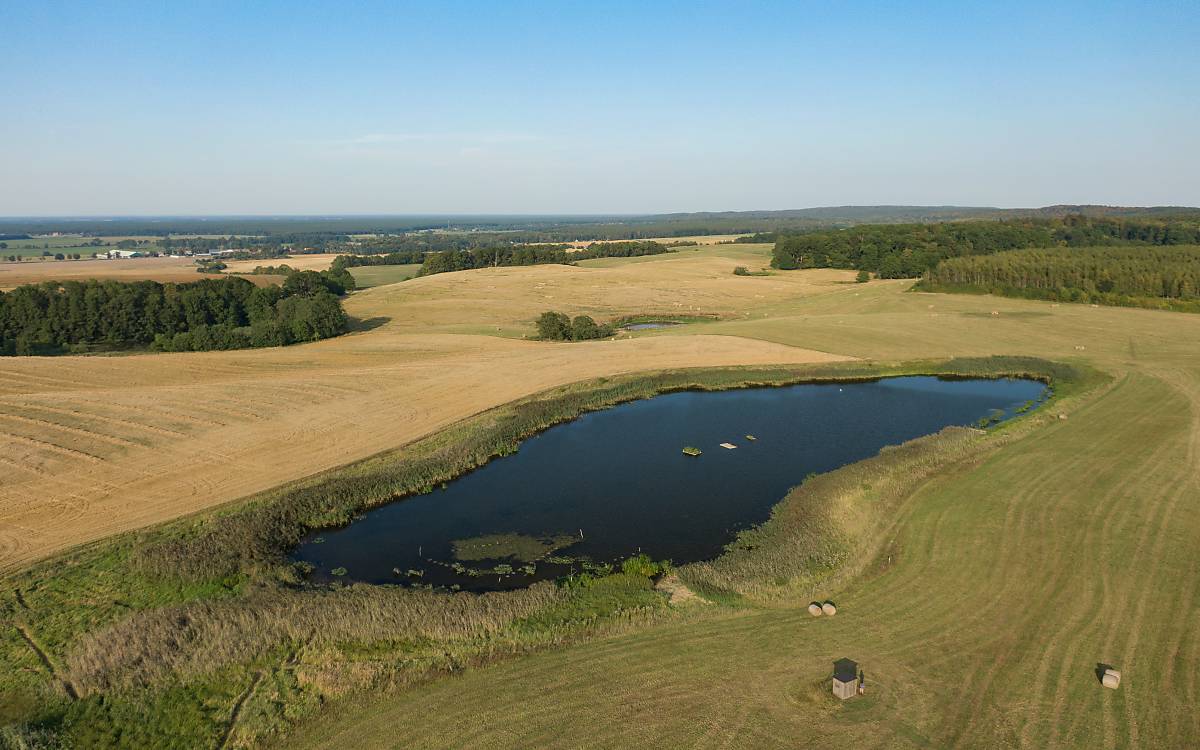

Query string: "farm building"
[832, 658, 859, 700]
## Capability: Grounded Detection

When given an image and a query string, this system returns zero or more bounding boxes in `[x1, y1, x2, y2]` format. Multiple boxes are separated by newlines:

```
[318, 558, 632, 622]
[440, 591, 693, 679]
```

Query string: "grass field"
[2, 242, 1198, 748]
[0, 235, 243, 259]
[280, 253, 1200, 749]
[346, 263, 422, 288]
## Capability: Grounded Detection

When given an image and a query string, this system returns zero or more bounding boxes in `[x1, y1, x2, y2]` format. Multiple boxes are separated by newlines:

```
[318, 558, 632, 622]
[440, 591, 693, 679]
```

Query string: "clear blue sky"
[2, 1, 1198, 215]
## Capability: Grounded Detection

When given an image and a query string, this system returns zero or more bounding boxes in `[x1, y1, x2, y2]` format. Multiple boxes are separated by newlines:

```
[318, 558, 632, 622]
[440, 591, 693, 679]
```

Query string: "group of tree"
[916, 246, 1200, 312]
[0, 273, 349, 356]
[417, 241, 672, 277]
[332, 250, 427, 268]
[769, 215, 1200, 278]
[247, 264, 298, 275]
[535, 311, 614, 341]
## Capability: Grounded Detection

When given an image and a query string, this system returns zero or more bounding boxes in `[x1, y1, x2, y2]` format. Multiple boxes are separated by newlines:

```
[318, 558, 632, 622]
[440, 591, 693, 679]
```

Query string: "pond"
[294, 376, 1046, 591]
[621, 321, 682, 330]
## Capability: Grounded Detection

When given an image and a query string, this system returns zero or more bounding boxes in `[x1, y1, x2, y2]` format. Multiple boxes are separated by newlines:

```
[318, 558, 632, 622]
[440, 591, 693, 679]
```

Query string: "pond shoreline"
[294, 373, 1049, 591]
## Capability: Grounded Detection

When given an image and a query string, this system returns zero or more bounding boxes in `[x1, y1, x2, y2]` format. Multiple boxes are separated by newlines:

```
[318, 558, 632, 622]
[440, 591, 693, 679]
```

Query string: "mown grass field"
[2, 242, 1198, 748]
[287, 249, 1198, 749]
[346, 263, 423, 288]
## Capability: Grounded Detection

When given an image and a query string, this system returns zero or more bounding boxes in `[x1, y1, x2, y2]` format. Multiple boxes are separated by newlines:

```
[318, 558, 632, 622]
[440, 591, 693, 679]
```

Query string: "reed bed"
[64, 583, 565, 693]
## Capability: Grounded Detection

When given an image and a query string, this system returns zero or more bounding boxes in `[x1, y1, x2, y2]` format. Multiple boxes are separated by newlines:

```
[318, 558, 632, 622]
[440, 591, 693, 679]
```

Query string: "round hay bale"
[821, 602, 837, 616]
[1102, 672, 1120, 689]
[808, 602, 823, 617]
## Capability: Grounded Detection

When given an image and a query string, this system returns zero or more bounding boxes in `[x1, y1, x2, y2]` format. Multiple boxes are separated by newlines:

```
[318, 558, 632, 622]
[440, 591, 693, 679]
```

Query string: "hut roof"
[833, 658, 858, 682]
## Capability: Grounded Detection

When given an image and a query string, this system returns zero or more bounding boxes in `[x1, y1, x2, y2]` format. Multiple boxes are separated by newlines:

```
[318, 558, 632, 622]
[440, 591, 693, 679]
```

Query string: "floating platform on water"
[682, 446, 702, 456]
[745, 435, 757, 441]
[720, 442, 737, 450]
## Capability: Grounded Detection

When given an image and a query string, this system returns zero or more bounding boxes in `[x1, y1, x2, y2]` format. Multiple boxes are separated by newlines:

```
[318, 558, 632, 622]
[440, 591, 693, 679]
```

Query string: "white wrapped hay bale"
[808, 602, 823, 617]
[822, 601, 837, 616]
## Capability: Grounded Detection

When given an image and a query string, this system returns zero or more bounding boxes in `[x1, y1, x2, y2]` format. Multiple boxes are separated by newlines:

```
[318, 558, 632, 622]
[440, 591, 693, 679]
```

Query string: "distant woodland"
[0, 274, 348, 356]
[415, 241, 671, 276]
[4, 205, 1198, 241]
[916, 246, 1200, 312]
[768, 216, 1200, 278]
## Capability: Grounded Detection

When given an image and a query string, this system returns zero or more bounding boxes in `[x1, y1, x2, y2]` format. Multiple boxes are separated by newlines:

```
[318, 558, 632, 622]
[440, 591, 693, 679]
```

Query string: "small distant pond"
[621, 321, 682, 331]
[294, 376, 1047, 591]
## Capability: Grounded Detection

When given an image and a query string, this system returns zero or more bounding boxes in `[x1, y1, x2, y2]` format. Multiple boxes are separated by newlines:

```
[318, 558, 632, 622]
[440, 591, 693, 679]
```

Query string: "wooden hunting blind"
[833, 658, 859, 700]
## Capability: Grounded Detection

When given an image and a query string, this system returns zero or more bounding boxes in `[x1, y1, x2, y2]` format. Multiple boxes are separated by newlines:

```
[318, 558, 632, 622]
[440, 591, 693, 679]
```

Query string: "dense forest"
[0, 274, 349, 356]
[916, 246, 1200, 312]
[769, 215, 1200, 277]
[416, 241, 672, 277]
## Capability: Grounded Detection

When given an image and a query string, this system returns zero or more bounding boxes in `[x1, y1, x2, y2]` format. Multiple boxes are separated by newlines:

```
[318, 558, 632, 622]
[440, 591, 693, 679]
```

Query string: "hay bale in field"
[1102, 669, 1121, 689]
[1058, 413, 1068, 421]
[822, 601, 837, 616]
[808, 602, 823, 617]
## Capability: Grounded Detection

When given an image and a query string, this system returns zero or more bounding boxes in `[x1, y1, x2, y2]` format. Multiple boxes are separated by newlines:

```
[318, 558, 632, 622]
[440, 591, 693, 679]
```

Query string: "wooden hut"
[832, 658, 859, 700]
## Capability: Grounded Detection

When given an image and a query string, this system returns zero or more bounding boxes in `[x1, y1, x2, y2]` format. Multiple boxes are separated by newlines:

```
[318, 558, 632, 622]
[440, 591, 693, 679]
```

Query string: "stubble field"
[0, 245, 849, 573]
[0, 256, 283, 291]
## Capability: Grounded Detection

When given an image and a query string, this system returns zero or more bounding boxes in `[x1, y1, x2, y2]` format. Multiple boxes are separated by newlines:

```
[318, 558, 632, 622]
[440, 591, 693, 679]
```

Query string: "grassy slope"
[347, 264, 422, 288]
[286, 266, 1200, 748]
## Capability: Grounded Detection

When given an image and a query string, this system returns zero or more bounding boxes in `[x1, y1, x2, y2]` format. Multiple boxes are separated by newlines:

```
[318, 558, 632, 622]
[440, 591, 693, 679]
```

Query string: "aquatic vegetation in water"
[451, 532, 578, 563]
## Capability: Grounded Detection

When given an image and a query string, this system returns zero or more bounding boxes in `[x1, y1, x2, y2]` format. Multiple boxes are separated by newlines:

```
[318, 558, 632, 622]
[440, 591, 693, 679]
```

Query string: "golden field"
[0, 246, 849, 573]
[0, 256, 253, 290]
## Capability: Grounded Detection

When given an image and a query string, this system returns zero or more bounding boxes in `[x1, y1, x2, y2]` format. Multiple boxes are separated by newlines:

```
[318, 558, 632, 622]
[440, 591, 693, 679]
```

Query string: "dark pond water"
[621, 321, 682, 330]
[294, 376, 1046, 591]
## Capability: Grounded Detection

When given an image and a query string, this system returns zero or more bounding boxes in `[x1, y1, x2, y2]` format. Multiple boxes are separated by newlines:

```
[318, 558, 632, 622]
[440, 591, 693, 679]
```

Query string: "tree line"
[916, 246, 1200, 312]
[417, 241, 672, 277]
[770, 215, 1200, 278]
[332, 251, 427, 269]
[0, 273, 349, 356]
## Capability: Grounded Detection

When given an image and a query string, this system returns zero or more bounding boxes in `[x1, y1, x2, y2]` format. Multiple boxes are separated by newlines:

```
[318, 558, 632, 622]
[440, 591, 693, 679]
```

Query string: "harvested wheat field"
[0, 256, 280, 290]
[0, 248, 849, 572]
[352, 245, 845, 336]
[222, 253, 344, 274]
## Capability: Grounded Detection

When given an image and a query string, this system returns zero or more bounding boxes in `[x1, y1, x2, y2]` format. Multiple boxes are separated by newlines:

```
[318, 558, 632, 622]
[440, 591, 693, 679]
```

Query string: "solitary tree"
[571, 315, 600, 340]
[536, 311, 571, 340]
